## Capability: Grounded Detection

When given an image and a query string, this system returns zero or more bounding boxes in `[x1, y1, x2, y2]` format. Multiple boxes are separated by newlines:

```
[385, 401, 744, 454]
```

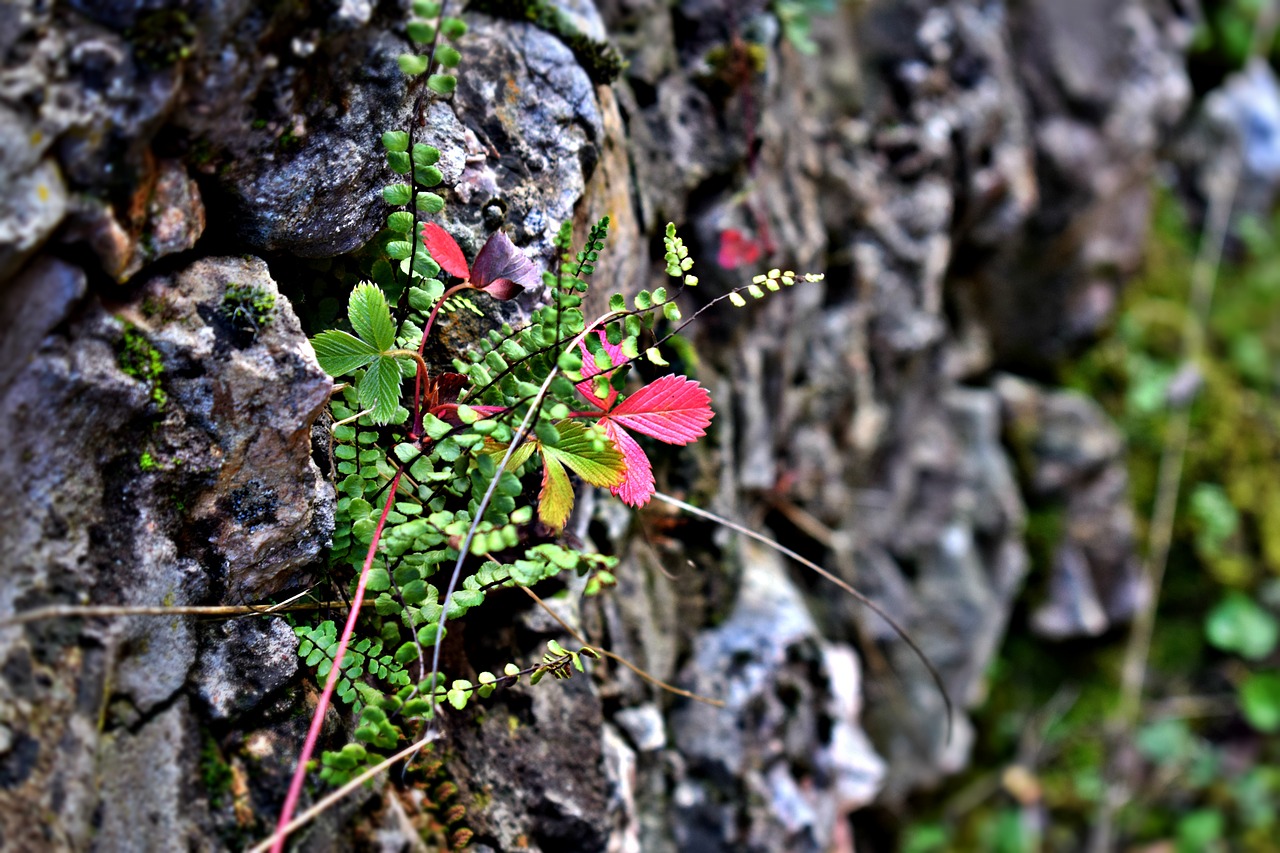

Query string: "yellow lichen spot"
[37, 184, 49, 202]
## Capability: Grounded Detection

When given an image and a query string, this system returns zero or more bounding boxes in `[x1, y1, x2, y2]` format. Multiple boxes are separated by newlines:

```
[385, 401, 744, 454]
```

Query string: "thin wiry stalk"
[518, 585, 724, 707]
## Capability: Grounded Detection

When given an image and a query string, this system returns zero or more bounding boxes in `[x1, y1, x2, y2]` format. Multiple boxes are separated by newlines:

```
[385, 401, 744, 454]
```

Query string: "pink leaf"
[471, 230, 539, 296]
[422, 223, 470, 280]
[575, 331, 625, 410]
[604, 375, 713, 445]
[601, 420, 655, 507]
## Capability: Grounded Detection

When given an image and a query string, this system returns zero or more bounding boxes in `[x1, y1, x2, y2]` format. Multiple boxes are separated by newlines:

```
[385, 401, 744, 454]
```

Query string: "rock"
[671, 539, 884, 851]
[0, 252, 332, 846]
[0, 158, 68, 281]
[94, 697, 212, 850]
[997, 374, 1146, 638]
[61, 158, 206, 282]
[125, 256, 335, 598]
[192, 616, 300, 720]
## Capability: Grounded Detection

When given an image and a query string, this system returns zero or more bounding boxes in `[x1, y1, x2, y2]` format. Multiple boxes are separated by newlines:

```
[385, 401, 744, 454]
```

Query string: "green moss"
[220, 283, 278, 333]
[199, 733, 234, 808]
[138, 452, 158, 471]
[116, 323, 167, 409]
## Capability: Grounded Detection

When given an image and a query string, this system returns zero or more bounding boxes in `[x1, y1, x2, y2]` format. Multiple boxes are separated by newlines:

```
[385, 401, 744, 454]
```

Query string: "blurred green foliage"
[897, 190, 1280, 849]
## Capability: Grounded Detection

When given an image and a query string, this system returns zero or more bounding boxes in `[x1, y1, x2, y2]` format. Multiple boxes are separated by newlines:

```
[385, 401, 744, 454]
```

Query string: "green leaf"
[358, 357, 404, 425]
[411, 0, 439, 16]
[348, 283, 396, 351]
[1206, 593, 1279, 660]
[415, 166, 444, 187]
[382, 131, 409, 152]
[609, 293, 626, 312]
[412, 144, 440, 167]
[534, 421, 625, 531]
[398, 53, 429, 76]
[427, 74, 456, 95]
[441, 17, 467, 39]
[387, 211, 414, 234]
[406, 21, 435, 43]
[416, 192, 445, 214]
[311, 330, 380, 376]
[437, 45, 462, 67]
[382, 183, 412, 205]
[386, 240, 414, 260]
[1241, 672, 1280, 733]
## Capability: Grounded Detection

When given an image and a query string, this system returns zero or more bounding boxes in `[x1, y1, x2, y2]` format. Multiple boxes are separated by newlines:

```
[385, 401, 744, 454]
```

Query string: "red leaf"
[604, 375, 713, 445]
[600, 420, 655, 507]
[471, 231, 539, 297]
[575, 332, 624, 410]
[422, 223, 470, 280]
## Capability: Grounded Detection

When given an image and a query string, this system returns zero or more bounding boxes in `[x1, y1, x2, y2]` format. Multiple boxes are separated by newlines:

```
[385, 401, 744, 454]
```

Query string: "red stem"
[270, 468, 404, 853]
[411, 282, 475, 436]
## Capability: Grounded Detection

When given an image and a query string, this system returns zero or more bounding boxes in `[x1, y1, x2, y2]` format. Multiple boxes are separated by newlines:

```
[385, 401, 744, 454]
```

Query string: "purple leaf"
[471, 231, 539, 298]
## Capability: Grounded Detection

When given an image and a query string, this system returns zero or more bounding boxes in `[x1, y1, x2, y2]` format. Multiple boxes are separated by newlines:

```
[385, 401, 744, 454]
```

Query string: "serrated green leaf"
[412, 144, 440, 167]
[415, 165, 443, 187]
[441, 17, 467, 39]
[311, 330, 380, 376]
[406, 21, 435, 43]
[387, 211, 414, 233]
[386, 151, 410, 173]
[383, 183, 412, 205]
[386, 240, 414, 260]
[358, 357, 404, 424]
[415, 192, 444, 214]
[437, 45, 461, 67]
[348, 283, 396, 351]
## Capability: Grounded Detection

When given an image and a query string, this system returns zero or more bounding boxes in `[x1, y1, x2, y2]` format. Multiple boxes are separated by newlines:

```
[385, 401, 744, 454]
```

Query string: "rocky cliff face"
[0, 0, 1190, 850]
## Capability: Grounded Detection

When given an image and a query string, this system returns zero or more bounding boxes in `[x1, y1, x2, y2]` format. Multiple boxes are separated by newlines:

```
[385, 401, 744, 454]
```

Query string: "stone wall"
[0, 0, 1190, 849]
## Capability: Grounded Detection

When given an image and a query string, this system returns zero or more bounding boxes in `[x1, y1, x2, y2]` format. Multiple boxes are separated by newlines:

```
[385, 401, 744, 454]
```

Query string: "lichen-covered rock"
[124, 256, 335, 598]
[0, 254, 331, 848]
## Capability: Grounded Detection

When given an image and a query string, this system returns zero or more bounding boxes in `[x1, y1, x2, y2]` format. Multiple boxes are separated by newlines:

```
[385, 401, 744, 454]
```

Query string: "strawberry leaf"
[358, 356, 405, 425]
[471, 230, 539, 297]
[348, 283, 396, 352]
[600, 420, 655, 507]
[541, 420, 626, 488]
[537, 449, 574, 531]
[523, 421, 625, 531]
[604, 375, 713, 444]
[575, 331, 624, 410]
[421, 223, 470, 280]
[311, 330, 380, 376]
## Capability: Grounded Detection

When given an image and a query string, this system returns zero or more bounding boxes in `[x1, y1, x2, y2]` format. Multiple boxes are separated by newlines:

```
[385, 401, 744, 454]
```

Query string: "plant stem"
[271, 468, 404, 853]
[411, 282, 476, 436]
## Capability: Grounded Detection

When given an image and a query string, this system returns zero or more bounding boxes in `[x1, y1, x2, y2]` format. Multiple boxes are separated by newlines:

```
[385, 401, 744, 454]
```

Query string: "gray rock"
[127, 256, 335, 597]
[0, 253, 331, 845]
[997, 374, 1147, 639]
[192, 616, 299, 719]
[671, 539, 884, 852]
[0, 158, 68, 282]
